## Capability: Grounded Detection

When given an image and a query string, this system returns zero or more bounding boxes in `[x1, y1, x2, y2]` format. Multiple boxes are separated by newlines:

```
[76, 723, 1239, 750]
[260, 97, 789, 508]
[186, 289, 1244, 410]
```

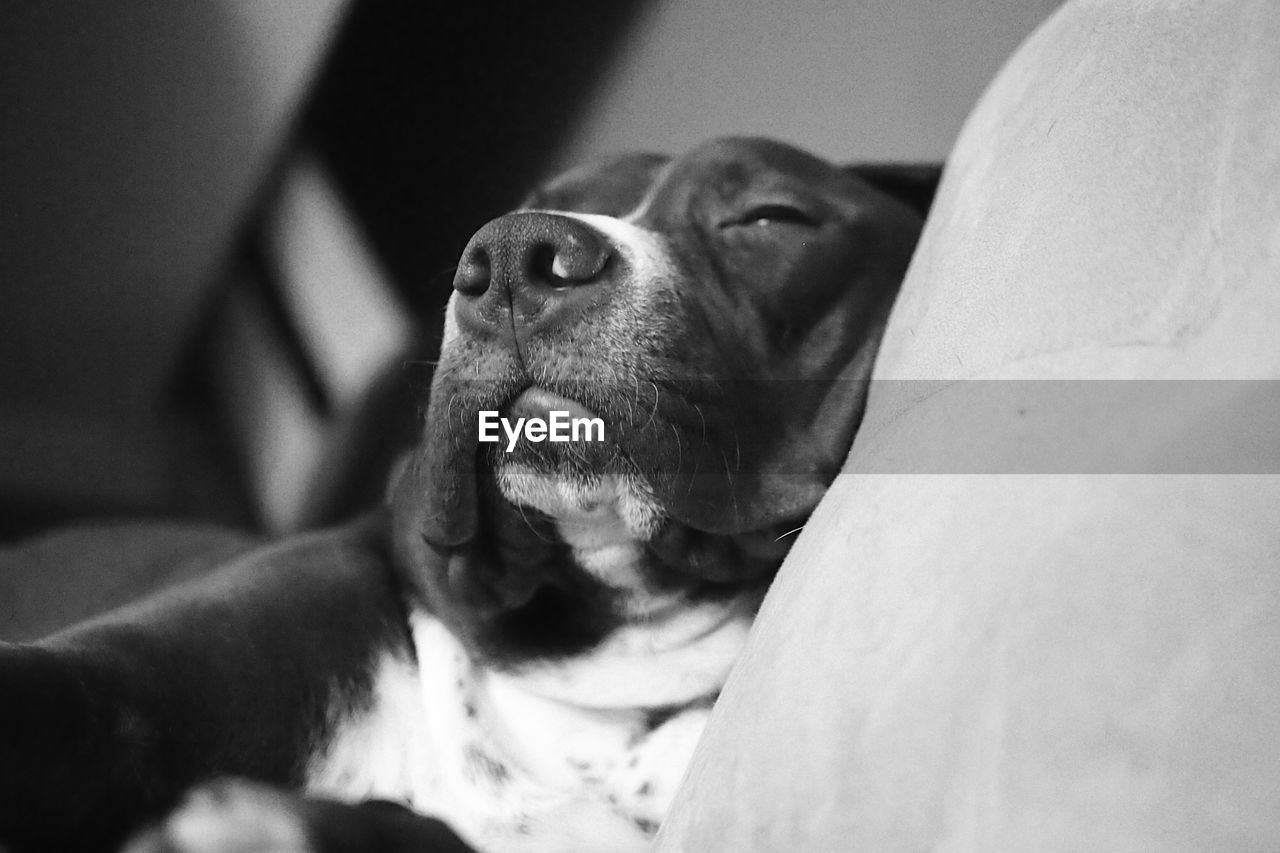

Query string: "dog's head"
[391, 137, 928, 665]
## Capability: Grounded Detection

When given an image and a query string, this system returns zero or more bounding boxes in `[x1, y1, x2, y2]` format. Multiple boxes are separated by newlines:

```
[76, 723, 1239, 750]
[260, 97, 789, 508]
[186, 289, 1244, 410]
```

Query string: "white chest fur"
[307, 471, 760, 850]
[306, 600, 757, 853]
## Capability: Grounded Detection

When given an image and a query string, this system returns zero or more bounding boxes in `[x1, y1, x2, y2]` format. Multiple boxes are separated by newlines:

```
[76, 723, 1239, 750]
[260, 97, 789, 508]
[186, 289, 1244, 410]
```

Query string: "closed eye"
[722, 204, 819, 228]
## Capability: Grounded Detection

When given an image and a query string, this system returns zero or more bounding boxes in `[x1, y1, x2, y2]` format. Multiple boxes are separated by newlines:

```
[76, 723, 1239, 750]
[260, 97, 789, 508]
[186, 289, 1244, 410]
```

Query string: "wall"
[550, 0, 1064, 172]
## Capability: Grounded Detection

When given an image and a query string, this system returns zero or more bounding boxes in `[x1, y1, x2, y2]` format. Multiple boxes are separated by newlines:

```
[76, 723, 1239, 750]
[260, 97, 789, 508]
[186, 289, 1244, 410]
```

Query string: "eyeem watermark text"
[479, 410, 606, 452]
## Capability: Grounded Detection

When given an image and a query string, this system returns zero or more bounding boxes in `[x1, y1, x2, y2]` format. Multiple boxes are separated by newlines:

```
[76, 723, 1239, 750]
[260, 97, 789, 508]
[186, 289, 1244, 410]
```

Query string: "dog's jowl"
[0, 138, 929, 853]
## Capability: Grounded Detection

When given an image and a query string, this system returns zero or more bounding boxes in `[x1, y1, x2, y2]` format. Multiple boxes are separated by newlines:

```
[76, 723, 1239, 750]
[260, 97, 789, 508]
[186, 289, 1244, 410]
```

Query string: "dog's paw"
[121, 778, 313, 853]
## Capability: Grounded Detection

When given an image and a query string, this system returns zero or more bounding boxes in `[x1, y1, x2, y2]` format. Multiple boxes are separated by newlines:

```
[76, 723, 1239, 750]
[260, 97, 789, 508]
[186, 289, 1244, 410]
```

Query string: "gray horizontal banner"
[430, 379, 1280, 475]
[852, 379, 1280, 474]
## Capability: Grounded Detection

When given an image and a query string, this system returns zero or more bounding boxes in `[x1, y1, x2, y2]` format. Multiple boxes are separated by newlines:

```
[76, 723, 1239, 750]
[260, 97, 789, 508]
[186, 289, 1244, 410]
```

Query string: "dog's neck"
[489, 465, 762, 707]
[492, 588, 760, 710]
[392, 486, 759, 844]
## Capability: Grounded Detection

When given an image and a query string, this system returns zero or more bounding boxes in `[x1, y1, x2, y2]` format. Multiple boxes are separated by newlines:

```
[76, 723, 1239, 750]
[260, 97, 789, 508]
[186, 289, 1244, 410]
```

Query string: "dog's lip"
[504, 386, 600, 422]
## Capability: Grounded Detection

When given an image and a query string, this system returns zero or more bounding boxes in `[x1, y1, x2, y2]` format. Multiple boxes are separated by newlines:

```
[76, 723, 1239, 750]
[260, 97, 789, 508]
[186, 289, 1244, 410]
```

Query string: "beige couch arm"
[660, 1, 1280, 850]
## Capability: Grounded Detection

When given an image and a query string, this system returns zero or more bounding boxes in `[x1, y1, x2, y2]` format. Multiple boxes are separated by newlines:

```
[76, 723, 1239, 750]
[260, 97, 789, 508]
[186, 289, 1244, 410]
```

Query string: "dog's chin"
[492, 459, 786, 608]
[494, 462, 665, 543]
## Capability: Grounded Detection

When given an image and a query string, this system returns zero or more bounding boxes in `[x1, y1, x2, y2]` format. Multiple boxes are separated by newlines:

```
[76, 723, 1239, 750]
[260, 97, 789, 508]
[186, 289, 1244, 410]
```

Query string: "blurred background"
[0, 0, 1061, 542]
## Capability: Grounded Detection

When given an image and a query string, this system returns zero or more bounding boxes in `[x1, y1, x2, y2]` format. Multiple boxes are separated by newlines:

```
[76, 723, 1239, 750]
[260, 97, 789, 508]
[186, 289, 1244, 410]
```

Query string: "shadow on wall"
[302, 0, 650, 322]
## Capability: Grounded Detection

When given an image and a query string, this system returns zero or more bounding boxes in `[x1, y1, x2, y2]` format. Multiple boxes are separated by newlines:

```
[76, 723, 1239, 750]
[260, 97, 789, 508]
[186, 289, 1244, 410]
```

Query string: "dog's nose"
[452, 212, 612, 332]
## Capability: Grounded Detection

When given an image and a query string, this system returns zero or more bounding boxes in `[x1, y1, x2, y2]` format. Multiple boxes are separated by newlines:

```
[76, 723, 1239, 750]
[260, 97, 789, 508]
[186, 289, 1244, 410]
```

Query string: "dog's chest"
[307, 612, 738, 852]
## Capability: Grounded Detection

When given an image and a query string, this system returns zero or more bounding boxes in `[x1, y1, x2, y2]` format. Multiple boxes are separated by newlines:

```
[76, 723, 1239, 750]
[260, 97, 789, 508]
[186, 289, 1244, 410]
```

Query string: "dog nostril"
[532, 238, 610, 285]
[454, 249, 491, 296]
[551, 247, 608, 282]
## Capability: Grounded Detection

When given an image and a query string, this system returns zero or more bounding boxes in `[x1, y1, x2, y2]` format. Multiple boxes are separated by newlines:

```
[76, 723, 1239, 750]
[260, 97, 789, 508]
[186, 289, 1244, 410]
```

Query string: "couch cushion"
[659, 1, 1280, 850]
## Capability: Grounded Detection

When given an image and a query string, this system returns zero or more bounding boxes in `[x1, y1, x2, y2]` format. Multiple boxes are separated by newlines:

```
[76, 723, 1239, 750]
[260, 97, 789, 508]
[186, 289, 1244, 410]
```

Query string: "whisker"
[721, 448, 741, 521]
[429, 264, 460, 289]
[645, 381, 661, 430]
[671, 422, 686, 494]
[774, 525, 805, 542]
[719, 449, 736, 490]
[693, 403, 708, 445]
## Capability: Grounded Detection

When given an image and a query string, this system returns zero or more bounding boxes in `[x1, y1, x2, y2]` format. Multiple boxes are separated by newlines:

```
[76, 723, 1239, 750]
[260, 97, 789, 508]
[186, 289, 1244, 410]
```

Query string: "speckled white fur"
[304, 593, 754, 853]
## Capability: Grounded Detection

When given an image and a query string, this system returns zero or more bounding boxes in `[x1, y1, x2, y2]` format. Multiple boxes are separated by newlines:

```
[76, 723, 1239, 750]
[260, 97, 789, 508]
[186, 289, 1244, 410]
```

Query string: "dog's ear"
[523, 152, 670, 216]
[388, 392, 480, 622]
[844, 162, 944, 219]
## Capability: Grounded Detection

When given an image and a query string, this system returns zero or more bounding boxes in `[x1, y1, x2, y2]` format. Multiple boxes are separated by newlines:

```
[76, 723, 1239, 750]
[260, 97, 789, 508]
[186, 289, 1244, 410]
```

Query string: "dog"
[0, 137, 931, 853]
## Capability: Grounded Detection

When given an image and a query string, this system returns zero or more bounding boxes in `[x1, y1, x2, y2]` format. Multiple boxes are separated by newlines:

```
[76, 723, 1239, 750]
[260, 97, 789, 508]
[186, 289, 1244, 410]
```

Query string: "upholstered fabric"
[660, 1, 1280, 850]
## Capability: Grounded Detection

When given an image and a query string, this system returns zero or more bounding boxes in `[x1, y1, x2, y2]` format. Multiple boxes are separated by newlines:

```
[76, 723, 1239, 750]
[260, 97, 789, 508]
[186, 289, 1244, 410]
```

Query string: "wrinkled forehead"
[528, 137, 856, 220]
[640, 137, 862, 224]
[664, 137, 845, 197]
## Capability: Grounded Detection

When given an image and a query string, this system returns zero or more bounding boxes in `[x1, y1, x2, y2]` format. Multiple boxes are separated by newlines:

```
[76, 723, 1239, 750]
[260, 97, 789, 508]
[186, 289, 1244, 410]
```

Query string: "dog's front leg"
[0, 514, 412, 853]
[0, 638, 175, 851]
